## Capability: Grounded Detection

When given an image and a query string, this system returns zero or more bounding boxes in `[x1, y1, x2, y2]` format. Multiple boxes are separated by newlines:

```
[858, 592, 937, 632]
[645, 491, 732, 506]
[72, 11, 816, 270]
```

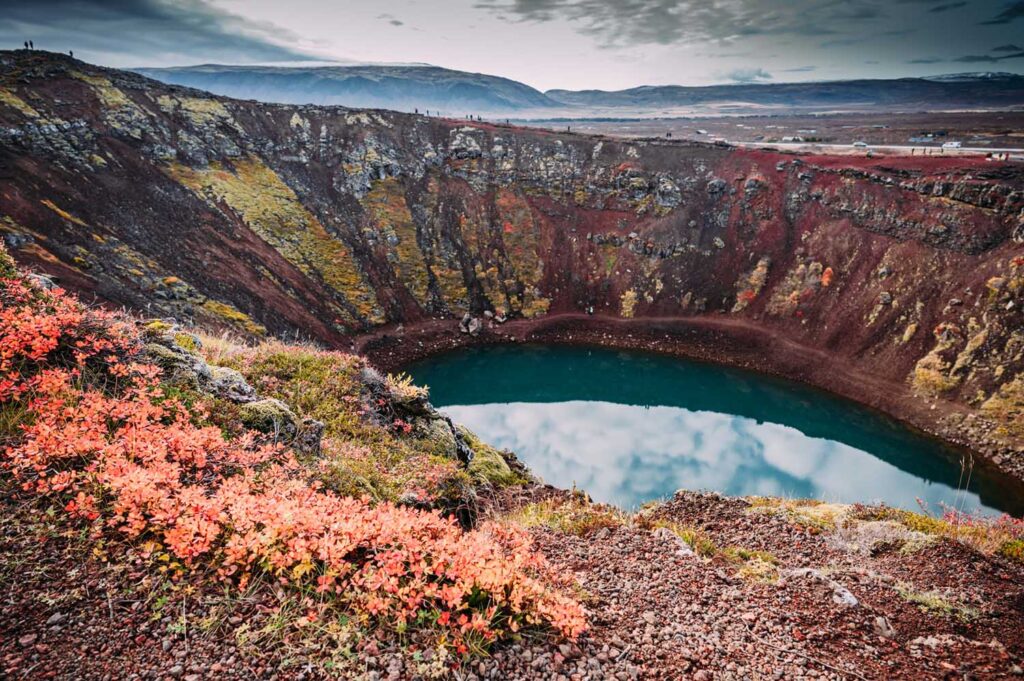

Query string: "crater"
[408, 344, 1023, 516]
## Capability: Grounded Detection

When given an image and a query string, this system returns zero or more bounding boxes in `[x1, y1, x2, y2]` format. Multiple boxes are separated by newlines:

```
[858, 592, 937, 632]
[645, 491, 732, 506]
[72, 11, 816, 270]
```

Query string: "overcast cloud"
[1, 0, 1022, 89]
[0, 0, 313, 66]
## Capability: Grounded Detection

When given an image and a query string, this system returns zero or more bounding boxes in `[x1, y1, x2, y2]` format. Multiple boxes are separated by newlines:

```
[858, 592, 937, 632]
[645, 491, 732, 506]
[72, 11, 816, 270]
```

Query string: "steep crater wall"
[2, 51, 1023, 478]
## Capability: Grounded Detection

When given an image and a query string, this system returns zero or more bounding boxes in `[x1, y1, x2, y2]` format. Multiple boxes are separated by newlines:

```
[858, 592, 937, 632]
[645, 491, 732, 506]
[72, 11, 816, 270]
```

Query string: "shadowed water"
[407, 344, 1023, 516]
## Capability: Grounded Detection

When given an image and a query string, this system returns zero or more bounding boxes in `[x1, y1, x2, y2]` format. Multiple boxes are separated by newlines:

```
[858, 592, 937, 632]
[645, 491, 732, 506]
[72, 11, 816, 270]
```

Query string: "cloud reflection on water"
[443, 401, 995, 513]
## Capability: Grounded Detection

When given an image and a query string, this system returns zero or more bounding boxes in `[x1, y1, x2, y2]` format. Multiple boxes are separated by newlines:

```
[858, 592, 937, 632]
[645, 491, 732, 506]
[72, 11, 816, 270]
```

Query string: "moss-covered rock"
[208, 365, 256, 403]
[459, 425, 528, 487]
[142, 319, 174, 337]
[143, 341, 211, 389]
[468, 446, 519, 487]
[417, 416, 458, 459]
[173, 332, 201, 353]
[211, 339, 528, 515]
[0, 246, 18, 279]
[239, 398, 299, 440]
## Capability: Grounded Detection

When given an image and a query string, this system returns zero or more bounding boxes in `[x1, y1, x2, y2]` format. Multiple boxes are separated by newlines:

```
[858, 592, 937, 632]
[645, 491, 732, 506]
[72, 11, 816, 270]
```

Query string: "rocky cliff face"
[2, 51, 1023, 469]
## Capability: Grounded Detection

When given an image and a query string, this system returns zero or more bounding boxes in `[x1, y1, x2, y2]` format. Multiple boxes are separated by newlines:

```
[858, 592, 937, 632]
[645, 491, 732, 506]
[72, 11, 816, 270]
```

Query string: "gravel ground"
[2, 489, 1022, 680]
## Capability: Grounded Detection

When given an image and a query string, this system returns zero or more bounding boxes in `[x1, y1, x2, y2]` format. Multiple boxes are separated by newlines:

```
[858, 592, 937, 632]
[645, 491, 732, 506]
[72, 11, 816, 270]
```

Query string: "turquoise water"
[406, 344, 1022, 516]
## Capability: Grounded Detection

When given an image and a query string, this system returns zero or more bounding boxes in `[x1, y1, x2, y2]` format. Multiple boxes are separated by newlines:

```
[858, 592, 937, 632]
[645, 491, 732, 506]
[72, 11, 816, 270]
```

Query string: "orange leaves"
[820, 266, 835, 288]
[0, 248, 585, 650]
[0, 271, 137, 405]
[64, 491, 100, 520]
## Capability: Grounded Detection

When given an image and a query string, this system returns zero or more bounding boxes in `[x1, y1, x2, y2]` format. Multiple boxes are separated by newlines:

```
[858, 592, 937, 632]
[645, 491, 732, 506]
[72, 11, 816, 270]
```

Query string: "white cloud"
[443, 401, 997, 513]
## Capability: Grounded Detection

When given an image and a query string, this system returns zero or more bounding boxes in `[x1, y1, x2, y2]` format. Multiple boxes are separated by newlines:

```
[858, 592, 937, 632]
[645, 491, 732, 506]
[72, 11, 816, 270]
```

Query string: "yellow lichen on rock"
[951, 327, 989, 376]
[0, 87, 39, 117]
[460, 209, 512, 312]
[912, 325, 962, 396]
[71, 71, 150, 136]
[156, 95, 234, 127]
[901, 322, 919, 344]
[415, 178, 471, 313]
[71, 71, 134, 108]
[201, 299, 267, 336]
[982, 375, 1024, 439]
[519, 288, 551, 318]
[732, 256, 771, 312]
[494, 189, 549, 317]
[40, 199, 89, 227]
[404, 178, 468, 313]
[168, 158, 383, 326]
[362, 179, 432, 306]
[766, 260, 823, 316]
[620, 289, 638, 318]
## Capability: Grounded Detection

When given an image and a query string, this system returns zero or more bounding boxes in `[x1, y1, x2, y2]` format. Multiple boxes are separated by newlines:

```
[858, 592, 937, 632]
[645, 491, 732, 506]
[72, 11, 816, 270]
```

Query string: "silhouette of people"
[23, 41, 28, 49]
[69, 50, 73, 58]
[29, 40, 33, 49]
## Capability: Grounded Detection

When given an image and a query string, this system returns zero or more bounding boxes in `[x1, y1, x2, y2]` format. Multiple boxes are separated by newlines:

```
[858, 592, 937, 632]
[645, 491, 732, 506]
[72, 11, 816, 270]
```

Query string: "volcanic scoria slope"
[1, 49, 1023, 478]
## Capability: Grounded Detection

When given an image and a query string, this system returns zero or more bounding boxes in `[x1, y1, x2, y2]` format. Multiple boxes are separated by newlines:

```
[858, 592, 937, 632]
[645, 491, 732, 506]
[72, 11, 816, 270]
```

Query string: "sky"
[1, 0, 1023, 90]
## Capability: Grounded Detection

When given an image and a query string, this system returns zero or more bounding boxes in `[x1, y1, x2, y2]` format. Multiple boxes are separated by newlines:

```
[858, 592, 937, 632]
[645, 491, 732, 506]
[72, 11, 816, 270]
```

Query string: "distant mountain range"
[133, 64, 558, 115]
[546, 73, 1024, 112]
[135, 64, 1024, 117]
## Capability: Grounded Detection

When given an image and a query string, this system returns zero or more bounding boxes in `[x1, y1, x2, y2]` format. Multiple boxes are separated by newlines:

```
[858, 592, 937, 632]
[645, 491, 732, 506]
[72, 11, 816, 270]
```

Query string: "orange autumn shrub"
[0, 249, 585, 650]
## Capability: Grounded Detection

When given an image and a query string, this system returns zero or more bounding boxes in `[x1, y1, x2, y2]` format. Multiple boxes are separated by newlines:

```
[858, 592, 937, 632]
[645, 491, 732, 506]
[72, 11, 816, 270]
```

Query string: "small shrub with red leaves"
[0, 247, 585, 654]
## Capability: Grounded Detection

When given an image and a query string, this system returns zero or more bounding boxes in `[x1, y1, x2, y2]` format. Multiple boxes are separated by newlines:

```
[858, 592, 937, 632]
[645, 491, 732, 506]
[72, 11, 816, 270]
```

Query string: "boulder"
[239, 398, 299, 440]
[873, 616, 896, 638]
[143, 341, 211, 390]
[208, 365, 256, 403]
[467, 445, 517, 486]
[655, 176, 681, 208]
[706, 178, 727, 195]
[418, 417, 458, 458]
[651, 527, 696, 558]
[26, 272, 56, 290]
